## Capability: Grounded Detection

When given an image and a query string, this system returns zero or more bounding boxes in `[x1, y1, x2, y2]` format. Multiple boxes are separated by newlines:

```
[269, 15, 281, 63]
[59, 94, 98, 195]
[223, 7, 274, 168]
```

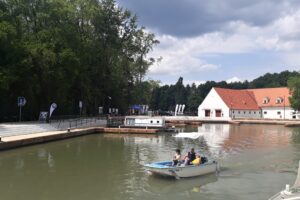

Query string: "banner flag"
[49, 103, 57, 118]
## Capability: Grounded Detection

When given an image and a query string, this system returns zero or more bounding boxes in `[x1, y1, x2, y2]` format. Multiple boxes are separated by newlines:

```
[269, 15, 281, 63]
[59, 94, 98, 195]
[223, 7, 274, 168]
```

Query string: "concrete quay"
[164, 116, 300, 127]
[0, 126, 159, 151]
[233, 119, 300, 127]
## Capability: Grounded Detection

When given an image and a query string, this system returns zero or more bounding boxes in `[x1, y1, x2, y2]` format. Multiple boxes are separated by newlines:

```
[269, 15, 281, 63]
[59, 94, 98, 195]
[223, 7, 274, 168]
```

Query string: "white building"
[198, 87, 298, 120]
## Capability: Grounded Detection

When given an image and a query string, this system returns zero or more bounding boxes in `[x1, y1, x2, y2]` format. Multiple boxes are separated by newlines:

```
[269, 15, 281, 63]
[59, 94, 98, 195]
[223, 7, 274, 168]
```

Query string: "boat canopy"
[173, 132, 204, 139]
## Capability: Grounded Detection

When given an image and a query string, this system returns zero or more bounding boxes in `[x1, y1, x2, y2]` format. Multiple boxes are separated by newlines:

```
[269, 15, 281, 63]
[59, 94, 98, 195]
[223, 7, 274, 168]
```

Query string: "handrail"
[50, 116, 107, 130]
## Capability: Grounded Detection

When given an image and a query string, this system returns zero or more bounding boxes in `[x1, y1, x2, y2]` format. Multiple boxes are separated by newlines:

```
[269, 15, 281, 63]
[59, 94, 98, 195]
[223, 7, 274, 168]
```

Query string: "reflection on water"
[0, 124, 300, 200]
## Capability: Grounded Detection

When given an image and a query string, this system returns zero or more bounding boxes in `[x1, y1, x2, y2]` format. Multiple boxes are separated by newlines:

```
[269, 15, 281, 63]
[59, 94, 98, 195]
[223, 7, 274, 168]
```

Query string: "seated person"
[172, 149, 181, 166]
[189, 148, 196, 162]
[182, 152, 191, 166]
[191, 155, 201, 165]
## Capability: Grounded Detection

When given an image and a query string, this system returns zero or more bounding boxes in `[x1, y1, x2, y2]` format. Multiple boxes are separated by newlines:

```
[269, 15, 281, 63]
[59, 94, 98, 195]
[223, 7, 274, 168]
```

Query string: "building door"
[205, 109, 210, 117]
[215, 110, 221, 117]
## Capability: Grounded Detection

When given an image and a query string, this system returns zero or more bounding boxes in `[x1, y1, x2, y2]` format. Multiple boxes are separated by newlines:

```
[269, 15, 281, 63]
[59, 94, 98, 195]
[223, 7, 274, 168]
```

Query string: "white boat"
[144, 132, 219, 178]
[124, 116, 165, 128]
[144, 160, 219, 178]
[269, 161, 300, 200]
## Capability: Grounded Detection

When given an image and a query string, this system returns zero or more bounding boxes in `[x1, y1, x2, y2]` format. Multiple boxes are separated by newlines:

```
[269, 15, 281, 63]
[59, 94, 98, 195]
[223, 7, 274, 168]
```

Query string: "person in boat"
[182, 152, 191, 166]
[189, 148, 196, 162]
[172, 149, 181, 166]
[191, 155, 201, 165]
[182, 148, 197, 166]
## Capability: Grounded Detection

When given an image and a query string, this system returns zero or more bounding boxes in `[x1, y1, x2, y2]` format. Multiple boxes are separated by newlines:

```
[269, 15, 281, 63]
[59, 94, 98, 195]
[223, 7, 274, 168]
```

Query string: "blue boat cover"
[145, 161, 173, 169]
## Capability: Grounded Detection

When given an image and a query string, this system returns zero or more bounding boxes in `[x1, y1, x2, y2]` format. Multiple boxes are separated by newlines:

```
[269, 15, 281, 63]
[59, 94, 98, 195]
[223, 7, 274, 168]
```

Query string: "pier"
[0, 125, 160, 151]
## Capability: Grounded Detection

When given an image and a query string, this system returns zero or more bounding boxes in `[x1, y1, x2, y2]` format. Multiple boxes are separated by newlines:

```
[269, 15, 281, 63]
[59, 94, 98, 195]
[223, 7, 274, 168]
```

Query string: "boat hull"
[145, 161, 218, 178]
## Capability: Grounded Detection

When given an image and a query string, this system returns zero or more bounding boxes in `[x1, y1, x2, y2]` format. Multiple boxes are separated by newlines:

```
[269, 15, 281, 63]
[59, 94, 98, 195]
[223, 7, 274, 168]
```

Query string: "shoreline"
[0, 118, 300, 151]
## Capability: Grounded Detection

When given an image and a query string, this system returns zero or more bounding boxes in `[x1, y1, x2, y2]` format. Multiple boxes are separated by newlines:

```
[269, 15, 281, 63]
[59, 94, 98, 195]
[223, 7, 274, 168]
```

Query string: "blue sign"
[17, 97, 26, 106]
[131, 105, 141, 110]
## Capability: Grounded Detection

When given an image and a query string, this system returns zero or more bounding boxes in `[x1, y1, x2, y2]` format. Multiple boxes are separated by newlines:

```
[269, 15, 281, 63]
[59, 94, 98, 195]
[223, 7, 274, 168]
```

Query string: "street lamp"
[108, 96, 112, 114]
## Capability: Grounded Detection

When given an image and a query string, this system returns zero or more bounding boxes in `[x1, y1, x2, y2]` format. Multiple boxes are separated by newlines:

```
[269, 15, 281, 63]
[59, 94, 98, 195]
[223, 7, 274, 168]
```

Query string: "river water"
[1, 124, 300, 200]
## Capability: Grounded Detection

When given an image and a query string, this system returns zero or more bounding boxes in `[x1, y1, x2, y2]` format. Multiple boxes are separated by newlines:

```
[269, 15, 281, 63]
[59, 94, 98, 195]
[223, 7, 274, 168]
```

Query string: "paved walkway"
[1, 130, 65, 142]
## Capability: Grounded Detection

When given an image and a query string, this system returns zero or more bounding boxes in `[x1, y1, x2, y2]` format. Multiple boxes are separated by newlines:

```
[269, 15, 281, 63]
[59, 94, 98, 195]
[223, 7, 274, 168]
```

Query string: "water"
[1, 124, 300, 200]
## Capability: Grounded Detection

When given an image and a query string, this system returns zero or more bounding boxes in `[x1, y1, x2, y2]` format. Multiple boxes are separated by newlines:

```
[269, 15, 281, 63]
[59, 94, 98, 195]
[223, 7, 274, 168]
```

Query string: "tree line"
[0, 0, 159, 121]
[1, 0, 299, 122]
[149, 71, 300, 114]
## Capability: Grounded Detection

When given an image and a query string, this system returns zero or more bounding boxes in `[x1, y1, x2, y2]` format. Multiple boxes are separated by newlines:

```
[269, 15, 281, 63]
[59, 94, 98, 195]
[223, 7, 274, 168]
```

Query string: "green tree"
[288, 75, 300, 111]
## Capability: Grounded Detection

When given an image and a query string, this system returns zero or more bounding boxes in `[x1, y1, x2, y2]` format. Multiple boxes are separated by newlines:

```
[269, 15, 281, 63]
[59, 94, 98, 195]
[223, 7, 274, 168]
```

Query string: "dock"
[0, 126, 160, 151]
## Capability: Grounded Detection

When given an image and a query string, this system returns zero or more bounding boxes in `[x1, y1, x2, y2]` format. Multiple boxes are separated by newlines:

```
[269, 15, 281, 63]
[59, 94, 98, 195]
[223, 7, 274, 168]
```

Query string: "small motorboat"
[144, 132, 220, 179]
[268, 161, 300, 200]
[144, 158, 219, 178]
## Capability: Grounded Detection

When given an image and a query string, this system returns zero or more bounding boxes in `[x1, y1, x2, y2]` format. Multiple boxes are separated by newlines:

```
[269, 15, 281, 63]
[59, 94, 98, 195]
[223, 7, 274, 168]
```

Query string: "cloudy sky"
[117, 0, 300, 85]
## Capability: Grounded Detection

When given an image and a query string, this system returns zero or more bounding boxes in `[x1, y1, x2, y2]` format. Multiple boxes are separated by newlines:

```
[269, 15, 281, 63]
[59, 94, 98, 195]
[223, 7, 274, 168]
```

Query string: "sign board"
[17, 97, 26, 107]
[79, 101, 83, 108]
[98, 107, 103, 115]
[39, 111, 48, 121]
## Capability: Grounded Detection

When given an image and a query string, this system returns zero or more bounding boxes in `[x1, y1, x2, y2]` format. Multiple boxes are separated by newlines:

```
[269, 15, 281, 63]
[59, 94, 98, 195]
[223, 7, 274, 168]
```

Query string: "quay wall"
[0, 127, 158, 151]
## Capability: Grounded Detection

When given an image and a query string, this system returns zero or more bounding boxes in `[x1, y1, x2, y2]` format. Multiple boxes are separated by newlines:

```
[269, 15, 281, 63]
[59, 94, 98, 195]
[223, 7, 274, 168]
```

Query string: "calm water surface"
[1, 124, 300, 200]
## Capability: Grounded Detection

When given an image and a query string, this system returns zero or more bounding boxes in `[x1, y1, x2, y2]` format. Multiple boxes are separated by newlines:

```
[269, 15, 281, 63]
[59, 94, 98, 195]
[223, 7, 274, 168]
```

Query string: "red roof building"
[198, 87, 296, 120]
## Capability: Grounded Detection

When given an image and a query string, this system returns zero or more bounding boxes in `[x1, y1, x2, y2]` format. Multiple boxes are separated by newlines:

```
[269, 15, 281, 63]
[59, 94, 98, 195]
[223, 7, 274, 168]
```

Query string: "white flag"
[49, 103, 57, 118]
[181, 104, 185, 114]
[175, 104, 179, 116]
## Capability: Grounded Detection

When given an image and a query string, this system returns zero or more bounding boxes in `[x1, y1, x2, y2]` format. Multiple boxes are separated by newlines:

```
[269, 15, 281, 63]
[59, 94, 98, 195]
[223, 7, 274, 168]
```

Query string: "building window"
[205, 109, 211, 117]
[264, 111, 267, 114]
[254, 112, 256, 114]
[232, 111, 235, 114]
[244, 111, 246, 114]
[277, 111, 281, 115]
[157, 121, 160, 123]
[150, 120, 153, 123]
[263, 97, 270, 104]
[238, 111, 240, 114]
[249, 111, 251, 114]
[276, 97, 284, 104]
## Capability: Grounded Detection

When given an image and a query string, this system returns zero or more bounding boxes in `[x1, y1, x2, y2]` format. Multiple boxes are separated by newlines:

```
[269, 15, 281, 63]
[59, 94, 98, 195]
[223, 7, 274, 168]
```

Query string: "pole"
[284, 96, 285, 120]
[19, 105, 22, 122]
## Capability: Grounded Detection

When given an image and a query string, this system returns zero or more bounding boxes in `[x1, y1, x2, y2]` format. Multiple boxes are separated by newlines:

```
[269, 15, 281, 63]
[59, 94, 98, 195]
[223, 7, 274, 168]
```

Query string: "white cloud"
[184, 80, 206, 86]
[226, 76, 243, 83]
[148, 10, 300, 77]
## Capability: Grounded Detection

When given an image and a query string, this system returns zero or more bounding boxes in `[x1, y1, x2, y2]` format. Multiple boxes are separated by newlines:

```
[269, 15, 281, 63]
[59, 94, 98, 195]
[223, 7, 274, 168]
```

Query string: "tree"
[0, 0, 159, 121]
[288, 75, 300, 111]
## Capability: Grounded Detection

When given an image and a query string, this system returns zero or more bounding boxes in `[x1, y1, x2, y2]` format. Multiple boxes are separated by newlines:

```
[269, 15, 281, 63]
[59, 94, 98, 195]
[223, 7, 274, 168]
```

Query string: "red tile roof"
[246, 87, 290, 107]
[214, 87, 291, 110]
[214, 87, 260, 110]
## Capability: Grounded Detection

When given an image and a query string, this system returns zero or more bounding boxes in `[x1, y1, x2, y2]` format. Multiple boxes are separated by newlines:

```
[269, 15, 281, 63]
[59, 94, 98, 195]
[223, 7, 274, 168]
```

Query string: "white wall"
[231, 109, 261, 119]
[198, 88, 230, 119]
[262, 107, 296, 119]
[125, 117, 165, 127]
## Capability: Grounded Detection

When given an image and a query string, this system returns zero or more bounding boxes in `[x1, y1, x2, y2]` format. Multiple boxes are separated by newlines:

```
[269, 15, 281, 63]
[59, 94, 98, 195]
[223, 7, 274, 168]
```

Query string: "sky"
[116, 0, 300, 85]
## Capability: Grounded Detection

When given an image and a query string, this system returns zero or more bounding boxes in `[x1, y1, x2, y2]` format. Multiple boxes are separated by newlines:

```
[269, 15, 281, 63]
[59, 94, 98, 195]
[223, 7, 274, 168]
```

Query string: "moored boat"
[268, 161, 300, 200]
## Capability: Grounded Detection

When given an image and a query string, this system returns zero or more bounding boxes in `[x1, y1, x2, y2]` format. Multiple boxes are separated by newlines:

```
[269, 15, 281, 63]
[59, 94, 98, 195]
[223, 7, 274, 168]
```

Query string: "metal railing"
[50, 116, 107, 130]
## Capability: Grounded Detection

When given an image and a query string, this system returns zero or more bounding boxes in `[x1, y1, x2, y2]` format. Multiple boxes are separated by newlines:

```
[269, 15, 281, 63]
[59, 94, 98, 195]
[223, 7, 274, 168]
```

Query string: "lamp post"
[108, 96, 112, 114]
